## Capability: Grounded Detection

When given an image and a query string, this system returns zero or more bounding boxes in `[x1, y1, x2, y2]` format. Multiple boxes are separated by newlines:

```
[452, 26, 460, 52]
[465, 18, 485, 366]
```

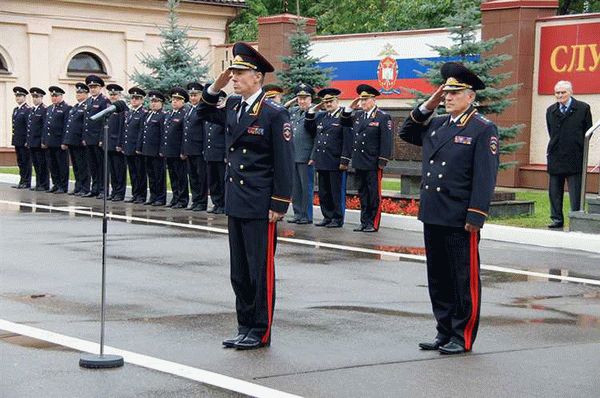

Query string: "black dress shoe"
[152, 201, 165, 206]
[222, 333, 247, 348]
[172, 203, 185, 209]
[11, 185, 19, 189]
[54, 189, 67, 194]
[76, 191, 88, 197]
[68, 191, 77, 196]
[419, 338, 449, 351]
[49, 186, 59, 193]
[296, 219, 311, 225]
[363, 226, 378, 233]
[20, 184, 31, 189]
[547, 221, 564, 229]
[287, 218, 299, 223]
[96, 194, 105, 200]
[439, 341, 466, 355]
[212, 207, 225, 214]
[326, 221, 343, 228]
[353, 225, 366, 232]
[35, 186, 47, 191]
[134, 198, 146, 204]
[192, 205, 207, 212]
[111, 196, 124, 202]
[124, 198, 135, 203]
[143, 201, 154, 205]
[315, 219, 331, 227]
[165, 203, 174, 208]
[234, 335, 269, 350]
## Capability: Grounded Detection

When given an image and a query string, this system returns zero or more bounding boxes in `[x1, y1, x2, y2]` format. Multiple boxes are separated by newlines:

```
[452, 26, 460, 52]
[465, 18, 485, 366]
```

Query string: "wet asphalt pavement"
[1, 183, 600, 397]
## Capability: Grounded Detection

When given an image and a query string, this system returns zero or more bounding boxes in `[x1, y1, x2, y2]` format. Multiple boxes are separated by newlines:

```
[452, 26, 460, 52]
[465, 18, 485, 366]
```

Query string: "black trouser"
[46, 146, 69, 191]
[423, 224, 481, 351]
[167, 157, 189, 206]
[108, 150, 127, 198]
[86, 145, 104, 195]
[15, 145, 31, 186]
[30, 147, 49, 190]
[126, 154, 147, 201]
[207, 160, 225, 209]
[317, 170, 344, 223]
[145, 156, 166, 204]
[187, 155, 207, 208]
[549, 173, 582, 224]
[356, 169, 383, 229]
[69, 145, 90, 194]
[228, 216, 277, 343]
[292, 163, 314, 222]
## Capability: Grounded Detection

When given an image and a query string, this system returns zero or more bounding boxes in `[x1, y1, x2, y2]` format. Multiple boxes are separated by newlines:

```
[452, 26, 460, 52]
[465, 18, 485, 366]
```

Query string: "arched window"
[0, 53, 8, 73]
[67, 52, 106, 75]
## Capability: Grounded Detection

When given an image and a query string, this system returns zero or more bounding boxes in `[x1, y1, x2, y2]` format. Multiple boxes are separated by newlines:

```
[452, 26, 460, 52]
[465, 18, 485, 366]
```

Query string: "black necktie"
[238, 101, 247, 122]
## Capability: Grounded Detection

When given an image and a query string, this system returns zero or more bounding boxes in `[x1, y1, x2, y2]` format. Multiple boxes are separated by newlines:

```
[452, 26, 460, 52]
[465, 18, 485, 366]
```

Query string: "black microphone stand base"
[79, 353, 124, 369]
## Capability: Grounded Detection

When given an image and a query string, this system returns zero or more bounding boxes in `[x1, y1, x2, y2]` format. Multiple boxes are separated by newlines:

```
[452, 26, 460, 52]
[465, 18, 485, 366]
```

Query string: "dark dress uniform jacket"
[341, 107, 393, 170]
[63, 102, 86, 146]
[161, 109, 185, 157]
[204, 121, 226, 162]
[106, 112, 125, 150]
[123, 107, 147, 156]
[305, 108, 353, 171]
[83, 94, 111, 145]
[12, 104, 30, 146]
[399, 106, 499, 228]
[289, 106, 314, 163]
[139, 111, 165, 156]
[26, 105, 47, 148]
[181, 105, 204, 156]
[545, 98, 593, 175]
[43, 101, 71, 147]
[200, 90, 294, 219]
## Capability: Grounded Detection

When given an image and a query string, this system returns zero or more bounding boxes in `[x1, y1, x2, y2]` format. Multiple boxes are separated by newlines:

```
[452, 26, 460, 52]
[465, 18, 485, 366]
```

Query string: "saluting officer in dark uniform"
[62, 83, 91, 196]
[263, 84, 284, 104]
[162, 87, 189, 209]
[43, 86, 71, 194]
[124, 87, 148, 204]
[342, 84, 393, 232]
[305, 88, 353, 228]
[286, 83, 316, 224]
[11, 86, 32, 189]
[82, 75, 111, 198]
[204, 90, 227, 214]
[399, 62, 499, 355]
[200, 42, 294, 350]
[181, 82, 208, 211]
[138, 91, 167, 206]
[104, 84, 126, 202]
[26, 87, 49, 191]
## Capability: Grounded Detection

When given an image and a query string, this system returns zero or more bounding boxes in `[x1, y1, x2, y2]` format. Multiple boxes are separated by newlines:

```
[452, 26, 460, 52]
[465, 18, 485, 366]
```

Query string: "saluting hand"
[309, 102, 323, 113]
[269, 210, 284, 223]
[212, 69, 232, 92]
[284, 97, 297, 109]
[423, 85, 445, 111]
[339, 163, 348, 171]
[349, 97, 361, 110]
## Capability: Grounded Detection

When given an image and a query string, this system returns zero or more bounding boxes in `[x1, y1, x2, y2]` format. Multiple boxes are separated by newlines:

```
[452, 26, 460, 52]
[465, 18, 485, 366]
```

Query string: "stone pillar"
[27, 23, 52, 89]
[125, 31, 146, 88]
[257, 13, 317, 84]
[480, 0, 558, 187]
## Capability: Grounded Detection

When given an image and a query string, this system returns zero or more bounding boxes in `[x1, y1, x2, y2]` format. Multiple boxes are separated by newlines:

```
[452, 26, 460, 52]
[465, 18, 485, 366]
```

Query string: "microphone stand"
[80, 114, 124, 369]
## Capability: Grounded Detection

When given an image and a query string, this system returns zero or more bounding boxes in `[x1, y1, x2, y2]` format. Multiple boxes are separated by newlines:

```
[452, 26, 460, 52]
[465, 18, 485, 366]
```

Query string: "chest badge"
[454, 135, 473, 145]
[247, 125, 264, 136]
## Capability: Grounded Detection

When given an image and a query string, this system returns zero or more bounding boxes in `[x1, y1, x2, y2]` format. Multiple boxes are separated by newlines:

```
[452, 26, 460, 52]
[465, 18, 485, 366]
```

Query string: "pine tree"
[130, 0, 209, 95]
[413, 0, 522, 168]
[276, 19, 334, 97]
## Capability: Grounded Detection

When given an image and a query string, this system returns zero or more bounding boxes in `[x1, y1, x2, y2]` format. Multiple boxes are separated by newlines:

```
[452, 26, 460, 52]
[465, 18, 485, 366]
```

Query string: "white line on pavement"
[0, 319, 302, 398]
[2, 199, 600, 287]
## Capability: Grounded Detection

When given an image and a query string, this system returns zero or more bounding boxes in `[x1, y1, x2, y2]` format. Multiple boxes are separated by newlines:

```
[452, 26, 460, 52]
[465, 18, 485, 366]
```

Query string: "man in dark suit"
[545, 80, 593, 229]
[62, 83, 91, 196]
[286, 83, 316, 224]
[26, 87, 49, 191]
[399, 62, 499, 355]
[305, 88, 353, 228]
[162, 87, 189, 209]
[341, 84, 393, 232]
[200, 42, 294, 350]
[104, 84, 126, 202]
[204, 90, 227, 214]
[181, 82, 208, 211]
[82, 75, 111, 199]
[43, 86, 71, 194]
[138, 91, 167, 206]
[11, 86, 31, 189]
[123, 87, 148, 203]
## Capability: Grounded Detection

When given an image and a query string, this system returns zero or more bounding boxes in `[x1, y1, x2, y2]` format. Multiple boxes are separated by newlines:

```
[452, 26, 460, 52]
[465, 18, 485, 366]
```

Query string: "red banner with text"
[538, 22, 600, 94]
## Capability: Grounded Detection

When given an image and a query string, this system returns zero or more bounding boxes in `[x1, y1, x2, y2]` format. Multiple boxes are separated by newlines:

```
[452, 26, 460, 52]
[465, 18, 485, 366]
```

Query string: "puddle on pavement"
[0, 331, 72, 351]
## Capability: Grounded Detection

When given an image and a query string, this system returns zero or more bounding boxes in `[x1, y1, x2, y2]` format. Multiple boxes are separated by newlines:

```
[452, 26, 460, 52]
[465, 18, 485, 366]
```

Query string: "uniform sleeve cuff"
[270, 196, 291, 213]
[340, 157, 350, 165]
[466, 208, 488, 227]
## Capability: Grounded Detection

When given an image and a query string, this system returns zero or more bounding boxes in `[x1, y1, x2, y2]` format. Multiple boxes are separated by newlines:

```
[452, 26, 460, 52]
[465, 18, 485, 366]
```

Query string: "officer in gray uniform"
[11, 86, 32, 189]
[43, 86, 71, 193]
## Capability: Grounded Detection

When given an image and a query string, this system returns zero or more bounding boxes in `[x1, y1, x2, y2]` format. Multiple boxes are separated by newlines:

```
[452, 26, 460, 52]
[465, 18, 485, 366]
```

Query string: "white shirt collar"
[366, 106, 377, 119]
[560, 97, 573, 109]
[242, 88, 263, 108]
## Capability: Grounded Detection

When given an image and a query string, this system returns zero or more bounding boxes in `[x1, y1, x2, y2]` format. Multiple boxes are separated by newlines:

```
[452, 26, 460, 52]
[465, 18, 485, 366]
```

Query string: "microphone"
[90, 100, 128, 121]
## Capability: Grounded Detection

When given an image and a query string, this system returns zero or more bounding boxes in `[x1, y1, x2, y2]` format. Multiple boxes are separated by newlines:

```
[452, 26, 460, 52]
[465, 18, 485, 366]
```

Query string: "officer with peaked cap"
[181, 82, 208, 211]
[286, 83, 316, 224]
[342, 84, 393, 232]
[305, 87, 353, 228]
[200, 42, 294, 350]
[62, 83, 91, 196]
[11, 87, 32, 189]
[263, 84, 284, 104]
[203, 89, 228, 214]
[161, 87, 189, 208]
[82, 74, 111, 198]
[123, 87, 148, 203]
[26, 87, 50, 191]
[43, 86, 71, 193]
[138, 90, 167, 206]
[399, 62, 499, 355]
[103, 84, 126, 201]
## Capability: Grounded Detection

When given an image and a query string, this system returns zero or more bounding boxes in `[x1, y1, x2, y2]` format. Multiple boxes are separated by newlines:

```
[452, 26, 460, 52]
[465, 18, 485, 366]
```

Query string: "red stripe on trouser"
[262, 222, 276, 344]
[463, 232, 479, 351]
[373, 169, 383, 230]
